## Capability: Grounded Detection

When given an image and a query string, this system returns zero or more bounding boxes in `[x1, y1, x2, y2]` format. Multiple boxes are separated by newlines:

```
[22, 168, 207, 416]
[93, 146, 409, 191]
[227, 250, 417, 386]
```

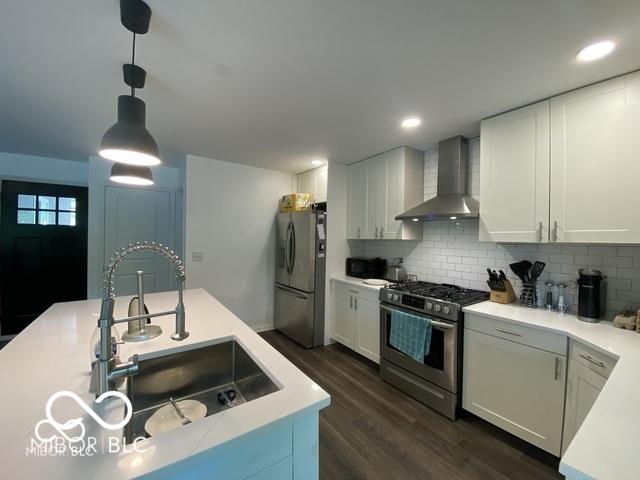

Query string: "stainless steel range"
[379, 281, 488, 420]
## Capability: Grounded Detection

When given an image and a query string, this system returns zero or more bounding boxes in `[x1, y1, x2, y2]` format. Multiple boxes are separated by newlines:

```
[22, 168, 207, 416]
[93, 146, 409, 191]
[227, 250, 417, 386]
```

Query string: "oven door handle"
[380, 305, 455, 330]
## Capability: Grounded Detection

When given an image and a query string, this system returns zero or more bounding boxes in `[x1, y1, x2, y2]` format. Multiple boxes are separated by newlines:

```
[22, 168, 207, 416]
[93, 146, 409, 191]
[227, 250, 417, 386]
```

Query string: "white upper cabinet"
[479, 101, 550, 243]
[550, 71, 640, 243]
[347, 147, 423, 240]
[347, 162, 366, 239]
[479, 71, 640, 244]
[296, 164, 328, 203]
[364, 154, 385, 239]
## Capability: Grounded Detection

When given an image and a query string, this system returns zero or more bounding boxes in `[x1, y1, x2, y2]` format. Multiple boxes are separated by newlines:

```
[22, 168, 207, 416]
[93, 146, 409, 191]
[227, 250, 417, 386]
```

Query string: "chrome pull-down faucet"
[94, 241, 189, 396]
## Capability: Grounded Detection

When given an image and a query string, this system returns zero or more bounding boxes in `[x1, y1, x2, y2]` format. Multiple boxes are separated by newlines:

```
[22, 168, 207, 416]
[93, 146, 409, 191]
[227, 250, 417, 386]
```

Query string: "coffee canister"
[577, 268, 606, 322]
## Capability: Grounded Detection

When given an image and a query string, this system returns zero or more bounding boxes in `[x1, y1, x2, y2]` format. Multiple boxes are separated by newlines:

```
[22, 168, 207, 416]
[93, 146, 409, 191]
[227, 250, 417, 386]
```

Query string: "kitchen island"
[0, 288, 330, 479]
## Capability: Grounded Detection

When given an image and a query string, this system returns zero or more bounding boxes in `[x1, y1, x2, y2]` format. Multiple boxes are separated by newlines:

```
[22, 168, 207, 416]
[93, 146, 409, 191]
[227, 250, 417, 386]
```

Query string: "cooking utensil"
[169, 397, 192, 425]
[510, 261, 532, 282]
[529, 261, 546, 281]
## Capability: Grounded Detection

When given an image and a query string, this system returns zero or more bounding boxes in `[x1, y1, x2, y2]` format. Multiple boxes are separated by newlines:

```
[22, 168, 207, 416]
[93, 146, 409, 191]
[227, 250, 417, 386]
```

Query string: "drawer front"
[570, 340, 616, 379]
[330, 279, 380, 302]
[465, 313, 567, 355]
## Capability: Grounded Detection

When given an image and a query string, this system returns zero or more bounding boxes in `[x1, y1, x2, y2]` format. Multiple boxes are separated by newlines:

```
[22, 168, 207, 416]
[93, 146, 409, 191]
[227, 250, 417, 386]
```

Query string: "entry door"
[104, 187, 173, 296]
[0, 180, 88, 335]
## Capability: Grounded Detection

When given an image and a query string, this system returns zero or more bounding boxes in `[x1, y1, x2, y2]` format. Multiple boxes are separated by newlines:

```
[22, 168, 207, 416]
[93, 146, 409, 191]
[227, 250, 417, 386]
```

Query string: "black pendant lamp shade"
[100, 95, 160, 166]
[110, 162, 154, 186]
[100, 0, 160, 169]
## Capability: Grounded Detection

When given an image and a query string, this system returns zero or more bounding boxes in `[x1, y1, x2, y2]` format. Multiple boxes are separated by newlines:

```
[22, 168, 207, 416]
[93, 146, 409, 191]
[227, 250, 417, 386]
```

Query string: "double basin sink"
[123, 339, 279, 443]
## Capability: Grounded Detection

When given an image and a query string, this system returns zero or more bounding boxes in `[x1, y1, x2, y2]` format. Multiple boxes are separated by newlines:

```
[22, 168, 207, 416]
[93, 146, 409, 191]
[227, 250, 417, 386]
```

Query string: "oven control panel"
[381, 289, 460, 321]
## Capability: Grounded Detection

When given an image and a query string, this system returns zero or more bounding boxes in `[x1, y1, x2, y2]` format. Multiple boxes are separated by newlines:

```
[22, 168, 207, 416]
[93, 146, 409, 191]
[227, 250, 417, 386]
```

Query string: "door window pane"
[38, 211, 56, 225]
[58, 212, 76, 226]
[58, 197, 76, 212]
[38, 196, 56, 210]
[17, 210, 36, 224]
[18, 194, 36, 209]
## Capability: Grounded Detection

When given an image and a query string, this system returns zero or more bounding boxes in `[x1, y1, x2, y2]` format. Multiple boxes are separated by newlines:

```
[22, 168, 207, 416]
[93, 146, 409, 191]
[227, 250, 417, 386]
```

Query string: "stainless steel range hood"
[396, 136, 478, 221]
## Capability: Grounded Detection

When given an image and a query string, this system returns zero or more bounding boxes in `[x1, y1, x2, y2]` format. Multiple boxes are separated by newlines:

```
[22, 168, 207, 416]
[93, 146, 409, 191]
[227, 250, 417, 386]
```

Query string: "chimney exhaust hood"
[395, 136, 478, 221]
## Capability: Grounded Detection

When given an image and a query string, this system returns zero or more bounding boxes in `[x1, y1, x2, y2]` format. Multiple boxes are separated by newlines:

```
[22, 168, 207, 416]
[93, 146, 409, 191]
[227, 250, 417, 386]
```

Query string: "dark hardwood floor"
[261, 330, 563, 480]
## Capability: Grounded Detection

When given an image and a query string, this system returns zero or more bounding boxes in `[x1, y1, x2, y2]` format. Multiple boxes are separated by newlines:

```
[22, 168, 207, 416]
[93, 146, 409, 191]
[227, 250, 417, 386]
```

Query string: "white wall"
[185, 155, 294, 331]
[87, 156, 185, 298]
[0, 152, 89, 186]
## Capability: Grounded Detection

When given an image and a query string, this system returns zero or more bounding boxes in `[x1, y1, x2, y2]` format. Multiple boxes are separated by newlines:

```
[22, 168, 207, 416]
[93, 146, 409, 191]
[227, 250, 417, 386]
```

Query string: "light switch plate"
[191, 251, 205, 262]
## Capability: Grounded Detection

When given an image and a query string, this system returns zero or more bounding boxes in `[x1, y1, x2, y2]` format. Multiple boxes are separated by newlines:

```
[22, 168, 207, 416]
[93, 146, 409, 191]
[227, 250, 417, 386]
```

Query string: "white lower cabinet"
[561, 340, 615, 455]
[330, 281, 380, 363]
[463, 325, 567, 455]
[331, 288, 355, 348]
[353, 297, 379, 363]
[561, 359, 606, 455]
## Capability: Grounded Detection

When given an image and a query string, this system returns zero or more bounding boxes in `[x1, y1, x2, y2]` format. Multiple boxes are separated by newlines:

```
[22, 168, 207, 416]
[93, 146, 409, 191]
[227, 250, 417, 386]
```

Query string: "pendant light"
[100, 0, 160, 171]
[110, 163, 154, 186]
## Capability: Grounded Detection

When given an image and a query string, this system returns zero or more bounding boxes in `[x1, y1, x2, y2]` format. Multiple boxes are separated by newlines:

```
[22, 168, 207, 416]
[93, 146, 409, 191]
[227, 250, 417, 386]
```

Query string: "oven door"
[380, 303, 458, 393]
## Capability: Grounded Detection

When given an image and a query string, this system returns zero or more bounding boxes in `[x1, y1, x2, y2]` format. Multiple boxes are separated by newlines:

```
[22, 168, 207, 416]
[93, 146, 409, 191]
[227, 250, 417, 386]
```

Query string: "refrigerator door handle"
[285, 221, 292, 274]
[276, 283, 308, 300]
[290, 221, 296, 273]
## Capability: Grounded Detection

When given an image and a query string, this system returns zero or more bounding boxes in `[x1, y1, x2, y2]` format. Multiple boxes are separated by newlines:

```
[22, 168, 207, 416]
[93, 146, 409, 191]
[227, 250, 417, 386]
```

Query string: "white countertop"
[463, 301, 640, 480]
[330, 275, 388, 292]
[0, 288, 330, 479]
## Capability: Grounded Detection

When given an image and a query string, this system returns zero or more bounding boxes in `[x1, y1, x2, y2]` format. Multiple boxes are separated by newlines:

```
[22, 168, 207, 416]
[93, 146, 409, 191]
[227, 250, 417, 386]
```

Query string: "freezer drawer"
[275, 284, 316, 348]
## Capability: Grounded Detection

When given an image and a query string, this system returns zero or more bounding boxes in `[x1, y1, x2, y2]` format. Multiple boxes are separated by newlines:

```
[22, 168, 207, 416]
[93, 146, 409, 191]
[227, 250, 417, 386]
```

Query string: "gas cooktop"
[380, 280, 489, 320]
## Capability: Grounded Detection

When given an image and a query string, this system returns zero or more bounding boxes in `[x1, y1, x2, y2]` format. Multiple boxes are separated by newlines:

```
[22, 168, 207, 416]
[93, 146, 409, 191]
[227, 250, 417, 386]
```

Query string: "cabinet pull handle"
[538, 222, 543, 243]
[495, 327, 522, 337]
[354, 298, 358, 311]
[375, 226, 379, 238]
[553, 221, 559, 242]
[579, 354, 605, 368]
[357, 227, 360, 239]
[380, 226, 384, 238]
[348, 289, 360, 294]
[554, 357, 561, 380]
[350, 297, 353, 309]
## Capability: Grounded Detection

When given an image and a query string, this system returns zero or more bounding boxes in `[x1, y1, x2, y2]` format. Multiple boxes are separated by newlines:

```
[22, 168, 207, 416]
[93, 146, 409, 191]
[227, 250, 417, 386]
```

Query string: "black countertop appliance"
[577, 268, 606, 322]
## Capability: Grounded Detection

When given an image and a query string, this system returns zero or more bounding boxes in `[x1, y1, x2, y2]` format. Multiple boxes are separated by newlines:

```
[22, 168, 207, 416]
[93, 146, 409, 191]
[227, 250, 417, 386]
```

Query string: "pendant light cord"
[131, 32, 136, 97]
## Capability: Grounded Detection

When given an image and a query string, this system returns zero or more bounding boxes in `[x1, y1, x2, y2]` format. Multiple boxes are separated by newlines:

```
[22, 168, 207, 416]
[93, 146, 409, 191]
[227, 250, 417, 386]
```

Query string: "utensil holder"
[520, 281, 537, 307]
[490, 280, 516, 304]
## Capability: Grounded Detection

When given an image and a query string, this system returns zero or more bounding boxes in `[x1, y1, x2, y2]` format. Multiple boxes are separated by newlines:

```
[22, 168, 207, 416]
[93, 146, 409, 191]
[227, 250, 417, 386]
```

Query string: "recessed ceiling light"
[311, 159, 325, 166]
[576, 41, 615, 62]
[449, 216, 457, 220]
[412, 218, 420, 222]
[401, 117, 422, 129]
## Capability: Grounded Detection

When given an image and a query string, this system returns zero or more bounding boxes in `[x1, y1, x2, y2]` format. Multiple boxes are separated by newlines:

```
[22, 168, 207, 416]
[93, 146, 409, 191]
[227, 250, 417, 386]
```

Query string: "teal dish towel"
[389, 309, 432, 362]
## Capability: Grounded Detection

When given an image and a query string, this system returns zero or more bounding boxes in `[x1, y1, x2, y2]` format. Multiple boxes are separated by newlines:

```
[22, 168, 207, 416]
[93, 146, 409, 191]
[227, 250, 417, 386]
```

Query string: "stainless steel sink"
[123, 340, 279, 443]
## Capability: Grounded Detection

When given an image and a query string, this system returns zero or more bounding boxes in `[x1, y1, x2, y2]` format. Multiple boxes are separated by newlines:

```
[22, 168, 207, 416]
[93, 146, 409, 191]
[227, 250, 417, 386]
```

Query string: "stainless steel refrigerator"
[275, 211, 326, 347]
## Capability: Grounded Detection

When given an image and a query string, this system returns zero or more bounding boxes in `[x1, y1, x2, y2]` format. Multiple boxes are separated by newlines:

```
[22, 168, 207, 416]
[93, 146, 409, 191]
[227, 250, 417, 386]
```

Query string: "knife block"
[490, 280, 516, 304]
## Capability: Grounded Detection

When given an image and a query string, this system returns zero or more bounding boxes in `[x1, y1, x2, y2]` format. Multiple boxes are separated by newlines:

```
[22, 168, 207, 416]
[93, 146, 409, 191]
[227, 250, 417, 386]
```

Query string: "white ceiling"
[1, 1, 640, 173]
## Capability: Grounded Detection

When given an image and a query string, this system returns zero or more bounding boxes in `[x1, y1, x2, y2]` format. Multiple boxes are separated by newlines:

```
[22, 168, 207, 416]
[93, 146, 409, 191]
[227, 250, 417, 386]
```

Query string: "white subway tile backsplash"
[363, 137, 640, 319]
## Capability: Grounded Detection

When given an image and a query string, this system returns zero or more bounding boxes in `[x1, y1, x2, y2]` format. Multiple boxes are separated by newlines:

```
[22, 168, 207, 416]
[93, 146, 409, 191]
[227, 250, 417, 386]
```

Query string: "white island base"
[0, 289, 330, 479]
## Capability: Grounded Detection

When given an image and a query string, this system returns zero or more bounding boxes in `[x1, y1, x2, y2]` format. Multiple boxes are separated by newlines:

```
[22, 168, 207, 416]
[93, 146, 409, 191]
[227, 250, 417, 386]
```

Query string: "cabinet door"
[479, 101, 550, 242]
[364, 155, 385, 239]
[353, 296, 380, 363]
[382, 149, 403, 239]
[297, 170, 314, 197]
[331, 289, 355, 347]
[347, 162, 366, 239]
[315, 165, 328, 203]
[463, 329, 566, 455]
[561, 359, 606, 455]
[550, 71, 640, 243]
